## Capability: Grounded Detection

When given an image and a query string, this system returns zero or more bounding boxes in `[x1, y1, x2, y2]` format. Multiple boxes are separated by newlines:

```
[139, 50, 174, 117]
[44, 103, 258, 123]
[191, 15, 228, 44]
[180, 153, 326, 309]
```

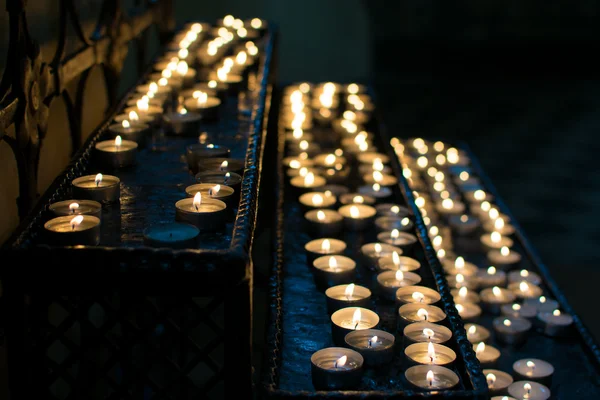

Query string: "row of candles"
[390, 138, 568, 399]
[41, 16, 267, 247]
[280, 82, 469, 393]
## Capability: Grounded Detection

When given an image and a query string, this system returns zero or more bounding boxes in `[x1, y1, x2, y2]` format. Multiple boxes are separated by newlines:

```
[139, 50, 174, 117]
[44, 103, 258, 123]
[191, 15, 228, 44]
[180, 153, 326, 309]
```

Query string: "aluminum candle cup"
[487, 246, 522, 269]
[331, 307, 379, 346]
[508, 269, 542, 286]
[398, 304, 446, 333]
[513, 358, 554, 387]
[49, 200, 102, 219]
[474, 342, 501, 368]
[339, 193, 376, 206]
[536, 309, 574, 337]
[525, 296, 559, 313]
[452, 287, 481, 304]
[455, 302, 482, 322]
[480, 287, 517, 314]
[107, 121, 151, 146]
[377, 254, 421, 273]
[185, 143, 231, 173]
[374, 216, 414, 233]
[185, 183, 236, 208]
[501, 302, 538, 319]
[446, 273, 479, 290]
[481, 231, 514, 250]
[375, 203, 410, 218]
[484, 369, 513, 397]
[197, 157, 244, 176]
[304, 209, 343, 237]
[362, 172, 398, 187]
[477, 267, 507, 288]
[508, 281, 543, 300]
[94, 136, 138, 169]
[441, 256, 478, 277]
[338, 204, 376, 231]
[376, 270, 422, 301]
[345, 329, 395, 367]
[360, 243, 403, 271]
[396, 286, 441, 306]
[465, 323, 491, 344]
[448, 214, 481, 235]
[404, 342, 456, 368]
[142, 222, 200, 249]
[124, 104, 163, 124]
[44, 215, 101, 246]
[304, 238, 346, 265]
[298, 191, 337, 210]
[493, 316, 532, 345]
[325, 284, 372, 314]
[290, 173, 326, 193]
[403, 322, 452, 347]
[357, 183, 392, 202]
[182, 95, 222, 120]
[377, 230, 418, 252]
[313, 153, 347, 169]
[312, 255, 356, 291]
[195, 171, 242, 195]
[321, 184, 349, 198]
[508, 381, 551, 400]
[72, 174, 120, 203]
[310, 347, 364, 391]
[405, 365, 459, 391]
[175, 194, 227, 231]
[163, 109, 202, 136]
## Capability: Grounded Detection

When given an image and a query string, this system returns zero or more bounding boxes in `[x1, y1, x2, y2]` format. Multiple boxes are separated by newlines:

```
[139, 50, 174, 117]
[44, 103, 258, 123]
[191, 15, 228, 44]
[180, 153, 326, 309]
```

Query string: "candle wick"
[354, 322, 359, 330]
[71, 223, 75, 231]
[194, 204, 199, 212]
[334, 360, 338, 368]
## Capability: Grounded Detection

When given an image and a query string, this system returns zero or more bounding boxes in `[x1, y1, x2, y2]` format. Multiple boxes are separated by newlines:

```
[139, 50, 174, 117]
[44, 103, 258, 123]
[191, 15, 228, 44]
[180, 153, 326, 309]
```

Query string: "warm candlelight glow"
[442, 198, 453, 210]
[395, 270, 404, 281]
[350, 206, 360, 219]
[417, 156, 428, 168]
[417, 308, 429, 321]
[128, 110, 139, 121]
[352, 308, 362, 328]
[423, 328, 435, 340]
[305, 172, 315, 186]
[372, 171, 384, 183]
[459, 171, 470, 181]
[317, 210, 326, 221]
[237, 27, 248, 37]
[220, 160, 229, 171]
[191, 23, 203, 33]
[539, 296, 547, 304]
[435, 171, 445, 182]
[527, 360, 536, 369]
[447, 148, 459, 164]
[432, 236, 442, 248]
[223, 15, 234, 27]
[458, 287, 468, 298]
[328, 256, 338, 269]
[149, 82, 158, 93]
[491, 231, 502, 243]
[468, 325, 477, 335]
[193, 192, 202, 211]
[435, 154, 446, 165]
[208, 185, 221, 196]
[334, 355, 347, 369]
[415, 197, 425, 208]
[426, 370, 434, 387]
[455, 257, 465, 269]
[489, 208, 499, 220]
[476, 342, 486, 355]
[70, 215, 84, 230]
[95, 173, 102, 186]
[115, 135, 122, 148]
[122, 120, 130, 129]
[487, 373, 497, 387]
[437, 248, 446, 259]
[474, 190, 486, 201]
[299, 140, 309, 150]
[456, 274, 465, 284]
[488, 266, 497, 275]
[391, 229, 400, 239]
[69, 202, 79, 213]
[503, 319, 512, 327]
[520, 281, 530, 293]
[520, 269, 529, 277]
[368, 335, 378, 348]
[392, 251, 401, 266]
[481, 201, 491, 212]
[501, 246, 510, 256]
[553, 309, 561, 316]
[429, 226, 439, 237]
[345, 283, 355, 299]
[373, 243, 382, 255]
[137, 100, 148, 111]
[412, 292, 425, 302]
[494, 218, 505, 230]
[513, 303, 521, 311]
[524, 382, 532, 394]
[208, 80, 217, 89]
[217, 68, 228, 81]
[179, 107, 188, 115]
[427, 342, 436, 362]
[456, 304, 464, 313]
[312, 194, 324, 206]
[492, 286, 502, 297]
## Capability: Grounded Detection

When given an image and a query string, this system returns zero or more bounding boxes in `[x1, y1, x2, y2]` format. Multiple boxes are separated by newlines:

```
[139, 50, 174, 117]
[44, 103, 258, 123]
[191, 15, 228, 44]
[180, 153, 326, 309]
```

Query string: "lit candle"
[402, 321, 452, 346]
[474, 341, 500, 368]
[524, 296, 559, 313]
[184, 183, 236, 208]
[452, 287, 481, 304]
[363, 170, 398, 187]
[464, 189, 494, 203]
[338, 204, 377, 231]
[376, 229, 418, 251]
[480, 286, 517, 314]
[481, 231, 514, 250]
[493, 316, 532, 345]
[374, 215, 414, 233]
[375, 203, 410, 218]
[182, 90, 222, 120]
[484, 369, 514, 397]
[448, 213, 481, 235]
[487, 246, 522, 269]
[330, 307, 379, 346]
[304, 238, 347, 265]
[501, 302, 538, 319]
[477, 266, 507, 288]
[196, 157, 244, 175]
[312, 255, 356, 290]
[195, 171, 243, 195]
[436, 198, 466, 216]
[395, 285, 441, 306]
[376, 270, 422, 301]
[536, 309, 573, 337]
[507, 381, 551, 400]
[43, 215, 101, 246]
[94, 135, 138, 169]
[174, 192, 227, 230]
[446, 273, 479, 290]
[163, 106, 202, 136]
[465, 323, 490, 344]
[512, 359, 554, 387]
[359, 242, 403, 270]
[484, 216, 515, 235]
[442, 256, 478, 277]
[48, 199, 102, 219]
[508, 280, 543, 300]
[508, 269, 542, 286]
[404, 342, 456, 367]
[404, 365, 460, 390]
[397, 304, 446, 332]
[107, 119, 150, 146]
[357, 182, 392, 201]
[377, 251, 421, 273]
[313, 153, 347, 169]
[298, 191, 337, 210]
[455, 302, 482, 321]
[339, 193, 376, 206]
[325, 283, 372, 314]
[71, 173, 120, 203]
[290, 172, 326, 192]
[304, 209, 343, 237]
[310, 347, 364, 390]
[344, 329, 395, 367]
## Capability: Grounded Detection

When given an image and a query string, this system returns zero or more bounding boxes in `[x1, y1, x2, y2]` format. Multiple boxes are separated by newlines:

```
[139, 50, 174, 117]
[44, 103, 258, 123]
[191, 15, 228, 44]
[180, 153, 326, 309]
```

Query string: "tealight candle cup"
[451, 288, 481, 304]
[484, 369, 513, 397]
[377, 254, 421, 273]
[345, 329, 395, 367]
[325, 284, 372, 314]
[330, 307, 379, 346]
[396, 286, 441, 306]
[374, 216, 414, 233]
[94, 138, 138, 169]
[338, 204, 377, 231]
[357, 184, 393, 202]
[508, 281, 543, 300]
[339, 193, 376, 206]
[487, 247, 522, 269]
[501, 303, 538, 319]
[312, 255, 356, 291]
[195, 171, 243, 196]
[360, 242, 403, 271]
[508, 269, 542, 286]
[376, 270, 422, 301]
[474, 342, 501, 368]
[465, 323, 491, 344]
[175, 197, 227, 230]
[455, 302, 482, 322]
[49, 199, 102, 219]
[493, 316, 532, 346]
[448, 214, 481, 235]
[185, 183, 236, 209]
[512, 358, 554, 387]
[508, 381, 551, 400]
[402, 321, 452, 347]
[375, 203, 410, 218]
[310, 347, 364, 391]
[524, 296, 559, 313]
[185, 143, 231, 173]
[72, 174, 120, 204]
[182, 95, 222, 120]
[477, 268, 507, 288]
[481, 232, 514, 250]
[536, 310, 573, 337]
[124, 104, 163, 125]
[163, 110, 202, 136]
[397, 304, 447, 333]
[404, 365, 459, 391]
[298, 191, 337, 210]
[404, 342, 456, 368]
[304, 209, 344, 237]
[480, 287, 517, 314]
[44, 215, 101, 246]
[290, 174, 326, 193]
[196, 157, 245, 176]
[305, 238, 347, 265]
[142, 222, 200, 249]
[376, 230, 418, 253]
[107, 121, 151, 147]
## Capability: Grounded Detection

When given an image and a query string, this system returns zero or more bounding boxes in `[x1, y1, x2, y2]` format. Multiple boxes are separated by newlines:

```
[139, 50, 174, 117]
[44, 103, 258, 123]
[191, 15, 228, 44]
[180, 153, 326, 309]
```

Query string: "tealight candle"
[163, 107, 202, 136]
[404, 365, 459, 391]
[480, 286, 517, 314]
[508, 269, 542, 286]
[304, 209, 343, 237]
[487, 246, 522, 269]
[142, 222, 200, 249]
[175, 192, 227, 230]
[72, 173, 120, 203]
[481, 231, 514, 250]
[310, 347, 364, 390]
[282, 155, 314, 170]
[477, 266, 507, 288]
[404, 342, 456, 367]
[325, 283, 372, 314]
[360, 243, 403, 270]
[313, 153, 347, 169]
[43, 215, 101, 246]
[374, 216, 414, 233]
[402, 321, 452, 346]
[358, 183, 392, 202]
[536, 309, 573, 337]
[305, 238, 347, 265]
[513, 359, 554, 387]
[357, 151, 389, 165]
[397, 304, 446, 332]
[508, 381, 551, 400]
[107, 119, 150, 146]
[182, 92, 222, 120]
[114, 109, 154, 126]
[298, 191, 337, 210]
[446, 273, 479, 290]
[124, 101, 163, 124]
[376, 229, 417, 252]
[396, 286, 441, 306]
[48, 199, 102, 219]
[185, 143, 231, 173]
[339, 193, 376, 206]
[287, 139, 321, 157]
[474, 342, 500, 368]
[464, 189, 494, 203]
[358, 162, 392, 176]
[312, 255, 356, 290]
[184, 183, 236, 208]
[455, 302, 482, 321]
[196, 158, 244, 176]
[377, 252, 421, 272]
[344, 329, 395, 367]
[376, 270, 422, 301]
[195, 171, 242, 197]
[436, 198, 466, 216]
[508, 281, 543, 300]
[490, 397, 517, 400]
[290, 172, 326, 192]
[452, 287, 480, 304]
[442, 256, 478, 277]
[375, 203, 410, 218]
[465, 323, 490, 344]
[493, 316, 532, 345]
[483, 217, 515, 235]
[484, 369, 514, 397]
[94, 135, 138, 169]
[338, 204, 377, 231]
[501, 302, 538, 319]
[362, 171, 398, 187]
[330, 307, 379, 346]
[448, 214, 481, 235]
[524, 296, 559, 313]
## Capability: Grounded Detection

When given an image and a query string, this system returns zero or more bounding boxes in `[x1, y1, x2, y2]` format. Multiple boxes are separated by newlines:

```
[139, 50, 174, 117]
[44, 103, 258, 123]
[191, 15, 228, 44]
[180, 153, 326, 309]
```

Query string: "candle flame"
[317, 210, 326, 222]
[191, 22, 203, 33]
[392, 251, 401, 266]
[208, 80, 217, 88]
[435, 154, 446, 165]
[115, 136, 122, 147]
[427, 370, 434, 386]
[520, 269, 529, 277]
[455, 257, 465, 269]
[488, 266, 497, 275]
[334, 355, 347, 368]
[395, 270, 404, 281]
[417, 156, 428, 168]
[343, 110, 356, 121]
[196, 92, 209, 105]
[459, 171, 470, 181]
[415, 197, 425, 208]
[209, 185, 221, 196]
[489, 208, 499, 220]
[492, 286, 502, 297]
[305, 172, 315, 186]
[494, 218, 505, 230]
[458, 287, 468, 298]
[236, 50, 248, 65]
[95, 173, 102, 186]
[527, 360, 536, 369]
[349, 196, 362, 205]
[491, 231, 502, 243]
[391, 229, 399, 239]
[432, 236, 442, 247]
[427, 342, 436, 362]
[70, 215, 84, 230]
[359, 142, 369, 152]
[122, 120, 130, 129]
[237, 27, 247, 37]
[148, 82, 158, 93]
[220, 160, 229, 171]
[486, 373, 496, 387]
[474, 190, 486, 201]
[312, 194, 323, 206]
[193, 192, 202, 211]
[423, 328, 434, 339]
[373, 171, 383, 183]
[429, 226, 439, 237]
[503, 319, 512, 327]
[442, 199, 453, 210]
[456, 304, 464, 313]
[129, 110, 140, 121]
[481, 201, 491, 212]
[223, 15, 234, 27]
[501, 246, 510, 256]
[512, 303, 521, 311]
[345, 283, 355, 298]
[137, 99, 149, 111]
[476, 342, 485, 355]
[217, 68, 228, 81]
[69, 202, 79, 212]
[456, 274, 465, 283]
[435, 171, 445, 182]
[520, 281, 530, 292]
[553, 309, 561, 316]
[539, 296, 547, 303]
[417, 308, 428, 321]
[410, 292, 424, 303]
[158, 77, 169, 87]
[524, 383, 532, 393]
[371, 243, 381, 255]
[368, 335, 377, 347]
[352, 308, 361, 326]
[350, 206, 360, 219]
[179, 107, 188, 115]
[468, 325, 476, 335]
[250, 17, 262, 29]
